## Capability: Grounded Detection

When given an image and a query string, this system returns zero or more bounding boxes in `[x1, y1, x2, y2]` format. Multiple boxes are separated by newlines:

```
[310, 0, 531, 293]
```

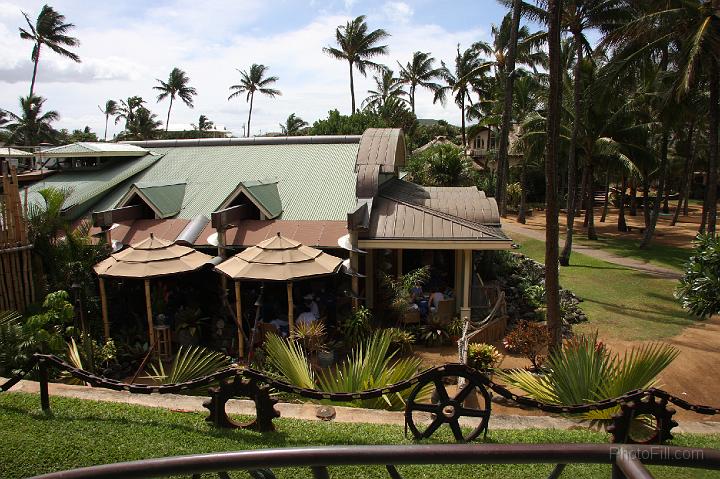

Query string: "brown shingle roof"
[196, 220, 348, 248]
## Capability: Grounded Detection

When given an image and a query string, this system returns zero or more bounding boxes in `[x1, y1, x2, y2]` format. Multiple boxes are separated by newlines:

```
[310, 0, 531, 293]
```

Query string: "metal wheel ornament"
[608, 393, 678, 445]
[405, 366, 491, 442]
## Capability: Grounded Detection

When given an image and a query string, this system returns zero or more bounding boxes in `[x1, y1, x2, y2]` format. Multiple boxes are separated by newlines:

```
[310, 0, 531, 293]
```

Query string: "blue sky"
[0, 1, 532, 138]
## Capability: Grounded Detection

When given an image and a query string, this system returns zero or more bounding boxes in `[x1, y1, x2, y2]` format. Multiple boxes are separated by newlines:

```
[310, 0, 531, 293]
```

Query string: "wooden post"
[454, 250, 463, 313]
[144, 279, 155, 347]
[460, 250, 472, 321]
[39, 358, 50, 413]
[396, 248, 403, 277]
[287, 282, 294, 333]
[99, 277, 110, 339]
[349, 230, 359, 309]
[365, 249, 374, 309]
[235, 281, 244, 358]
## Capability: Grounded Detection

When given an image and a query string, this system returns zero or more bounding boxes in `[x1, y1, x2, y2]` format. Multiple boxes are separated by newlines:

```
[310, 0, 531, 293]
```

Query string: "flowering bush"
[502, 320, 550, 368]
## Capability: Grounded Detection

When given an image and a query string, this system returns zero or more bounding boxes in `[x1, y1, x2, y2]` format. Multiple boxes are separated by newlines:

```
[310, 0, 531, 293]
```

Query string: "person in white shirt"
[296, 305, 317, 326]
[304, 294, 320, 319]
[429, 289, 446, 313]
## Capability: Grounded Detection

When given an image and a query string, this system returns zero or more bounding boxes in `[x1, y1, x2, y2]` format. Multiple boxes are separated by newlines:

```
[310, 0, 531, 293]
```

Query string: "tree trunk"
[495, 0, 522, 218]
[544, 0, 562, 351]
[165, 96, 173, 131]
[672, 122, 694, 226]
[583, 166, 591, 228]
[29, 44, 40, 97]
[618, 171, 628, 231]
[707, 57, 719, 234]
[662, 183, 670, 214]
[640, 131, 669, 248]
[587, 163, 598, 240]
[629, 175, 638, 216]
[104, 114, 109, 141]
[517, 158, 528, 224]
[349, 61, 356, 114]
[600, 167, 610, 222]
[410, 84, 416, 114]
[460, 95, 467, 148]
[247, 92, 254, 138]
[559, 35, 584, 267]
[642, 168, 650, 229]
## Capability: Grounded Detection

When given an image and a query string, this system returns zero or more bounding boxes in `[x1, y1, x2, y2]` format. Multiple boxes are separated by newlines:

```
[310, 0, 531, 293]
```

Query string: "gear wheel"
[608, 393, 678, 444]
[203, 375, 279, 431]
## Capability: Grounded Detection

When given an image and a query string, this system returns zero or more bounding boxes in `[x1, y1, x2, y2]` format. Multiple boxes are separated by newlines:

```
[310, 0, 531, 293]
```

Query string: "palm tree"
[397, 52, 443, 114]
[124, 107, 162, 140]
[97, 100, 118, 141]
[362, 69, 406, 109]
[228, 64, 281, 138]
[19, 5, 80, 97]
[435, 46, 492, 147]
[4, 94, 59, 146]
[323, 15, 390, 113]
[280, 113, 308, 135]
[544, 0, 563, 351]
[154, 67, 197, 131]
[195, 115, 214, 131]
[115, 96, 145, 129]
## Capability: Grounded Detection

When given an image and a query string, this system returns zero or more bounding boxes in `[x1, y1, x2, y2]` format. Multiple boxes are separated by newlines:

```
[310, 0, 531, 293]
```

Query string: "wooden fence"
[0, 163, 34, 311]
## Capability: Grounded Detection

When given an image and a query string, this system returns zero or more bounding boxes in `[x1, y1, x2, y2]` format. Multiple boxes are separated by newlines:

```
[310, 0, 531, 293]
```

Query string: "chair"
[432, 299, 456, 326]
[402, 308, 421, 325]
[153, 325, 172, 360]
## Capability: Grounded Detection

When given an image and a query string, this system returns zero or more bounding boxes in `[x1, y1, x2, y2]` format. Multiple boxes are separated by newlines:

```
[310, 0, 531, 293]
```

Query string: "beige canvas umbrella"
[215, 233, 343, 356]
[93, 233, 213, 346]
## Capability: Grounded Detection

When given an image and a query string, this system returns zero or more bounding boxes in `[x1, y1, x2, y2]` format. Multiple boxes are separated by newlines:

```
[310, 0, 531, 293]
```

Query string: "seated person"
[303, 293, 320, 319]
[296, 305, 317, 326]
[429, 288, 446, 313]
[410, 282, 424, 302]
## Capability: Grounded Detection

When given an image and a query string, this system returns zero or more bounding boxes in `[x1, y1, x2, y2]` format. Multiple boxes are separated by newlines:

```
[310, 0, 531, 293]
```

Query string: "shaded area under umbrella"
[215, 233, 343, 357]
[93, 233, 214, 347]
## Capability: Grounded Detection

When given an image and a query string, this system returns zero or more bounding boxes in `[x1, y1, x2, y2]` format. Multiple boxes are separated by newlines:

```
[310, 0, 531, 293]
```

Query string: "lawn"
[574, 235, 692, 272]
[2, 392, 719, 479]
[510, 234, 694, 341]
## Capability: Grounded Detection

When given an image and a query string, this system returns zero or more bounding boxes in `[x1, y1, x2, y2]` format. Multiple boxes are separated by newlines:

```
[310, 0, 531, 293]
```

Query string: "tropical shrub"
[264, 329, 428, 410]
[506, 182, 522, 209]
[340, 306, 373, 347]
[467, 343, 502, 371]
[379, 266, 431, 316]
[418, 317, 451, 346]
[502, 320, 550, 368]
[145, 345, 233, 386]
[292, 320, 327, 356]
[24, 291, 76, 355]
[63, 335, 117, 385]
[0, 311, 28, 377]
[406, 143, 473, 187]
[498, 334, 678, 424]
[385, 327, 415, 354]
[676, 233, 720, 318]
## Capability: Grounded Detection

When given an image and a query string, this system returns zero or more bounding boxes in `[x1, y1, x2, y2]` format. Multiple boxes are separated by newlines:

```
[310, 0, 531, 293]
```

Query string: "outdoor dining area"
[93, 232, 353, 360]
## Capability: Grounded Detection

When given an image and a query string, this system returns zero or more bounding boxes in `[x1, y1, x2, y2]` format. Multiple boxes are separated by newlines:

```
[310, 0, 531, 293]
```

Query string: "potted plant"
[467, 343, 502, 374]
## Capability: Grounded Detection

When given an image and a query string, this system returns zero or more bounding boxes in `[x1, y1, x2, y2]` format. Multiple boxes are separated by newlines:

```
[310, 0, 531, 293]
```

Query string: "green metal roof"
[26, 154, 161, 220]
[221, 178, 283, 219]
[40, 142, 149, 157]
[120, 181, 187, 218]
[85, 143, 359, 221]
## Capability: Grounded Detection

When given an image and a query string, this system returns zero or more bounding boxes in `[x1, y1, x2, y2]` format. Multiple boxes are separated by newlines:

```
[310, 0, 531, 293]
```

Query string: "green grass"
[511, 234, 694, 341]
[574, 235, 692, 272]
[1, 392, 719, 478]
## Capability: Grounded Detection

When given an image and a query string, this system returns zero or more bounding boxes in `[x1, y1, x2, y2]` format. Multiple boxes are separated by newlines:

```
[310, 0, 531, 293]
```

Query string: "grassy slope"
[2, 392, 719, 479]
[511, 234, 693, 341]
[574, 235, 691, 272]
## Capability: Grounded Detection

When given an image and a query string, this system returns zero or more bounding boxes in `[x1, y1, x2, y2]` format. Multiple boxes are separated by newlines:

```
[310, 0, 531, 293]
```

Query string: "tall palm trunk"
[629, 175, 638, 216]
[460, 95, 467, 148]
[517, 158, 528, 224]
[642, 170, 650, 229]
[578, 164, 589, 221]
[587, 163, 598, 240]
[544, 0, 562, 351]
[247, 92, 254, 138]
[410, 84, 416, 114]
[495, 0, 522, 218]
[707, 58, 719, 234]
[103, 114, 109, 141]
[618, 171, 628, 231]
[559, 35, 584, 267]
[165, 96, 173, 131]
[600, 167, 610, 222]
[641, 131, 669, 248]
[349, 60, 356, 114]
[672, 123, 694, 226]
[29, 43, 41, 97]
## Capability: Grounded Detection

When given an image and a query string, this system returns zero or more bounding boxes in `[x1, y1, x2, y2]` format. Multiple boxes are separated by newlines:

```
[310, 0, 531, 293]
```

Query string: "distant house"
[25, 129, 511, 320]
[466, 125, 523, 171]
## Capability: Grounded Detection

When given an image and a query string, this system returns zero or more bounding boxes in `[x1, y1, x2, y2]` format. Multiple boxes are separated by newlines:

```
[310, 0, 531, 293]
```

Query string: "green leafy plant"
[419, 317, 450, 347]
[385, 327, 415, 354]
[506, 182, 522, 209]
[0, 311, 28, 377]
[292, 320, 327, 356]
[467, 343, 502, 371]
[524, 284, 546, 310]
[340, 306, 373, 347]
[498, 333, 679, 424]
[406, 143, 473, 187]
[264, 330, 428, 410]
[145, 345, 233, 386]
[676, 233, 720, 318]
[379, 266, 431, 316]
[62, 335, 117, 384]
[24, 291, 76, 355]
[502, 320, 550, 368]
[174, 307, 209, 344]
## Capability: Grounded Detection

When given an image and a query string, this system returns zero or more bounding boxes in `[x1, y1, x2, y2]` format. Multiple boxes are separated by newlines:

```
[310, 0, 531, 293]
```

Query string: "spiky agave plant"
[498, 333, 678, 425]
[145, 345, 233, 388]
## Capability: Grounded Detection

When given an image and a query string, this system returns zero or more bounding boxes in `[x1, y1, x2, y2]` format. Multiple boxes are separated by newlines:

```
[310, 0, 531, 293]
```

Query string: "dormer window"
[217, 179, 282, 220]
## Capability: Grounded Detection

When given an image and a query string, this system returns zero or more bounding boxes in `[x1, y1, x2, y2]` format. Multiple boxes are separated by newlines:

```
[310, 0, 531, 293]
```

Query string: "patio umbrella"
[93, 233, 213, 346]
[215, 233, 343, 356]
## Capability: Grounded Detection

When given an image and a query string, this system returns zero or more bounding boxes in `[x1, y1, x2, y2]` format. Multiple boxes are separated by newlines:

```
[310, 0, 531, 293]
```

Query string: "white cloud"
[381, 1, 413, 24]
[0, 0, 489, 139]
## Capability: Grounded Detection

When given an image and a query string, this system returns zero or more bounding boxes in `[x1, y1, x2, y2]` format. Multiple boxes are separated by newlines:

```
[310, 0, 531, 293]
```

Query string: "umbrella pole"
[144, 279, 155, 348]
[287, 282, 294, 334]
[99, 277, 110, 339]
[235, 281, 244, 358]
